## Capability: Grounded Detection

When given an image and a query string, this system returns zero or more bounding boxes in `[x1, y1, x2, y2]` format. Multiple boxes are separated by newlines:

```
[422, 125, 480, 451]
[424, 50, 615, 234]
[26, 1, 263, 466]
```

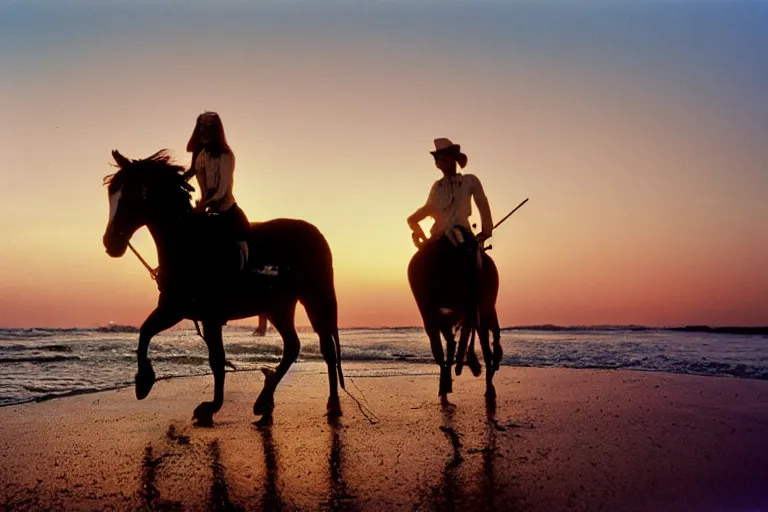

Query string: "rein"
[128, 241, 158, 280]
[127, 240, 207, 342]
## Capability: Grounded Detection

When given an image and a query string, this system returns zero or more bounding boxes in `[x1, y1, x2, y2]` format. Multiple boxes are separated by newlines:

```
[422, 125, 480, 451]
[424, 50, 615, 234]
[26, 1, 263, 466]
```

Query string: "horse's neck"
[146, 213, 194, 269]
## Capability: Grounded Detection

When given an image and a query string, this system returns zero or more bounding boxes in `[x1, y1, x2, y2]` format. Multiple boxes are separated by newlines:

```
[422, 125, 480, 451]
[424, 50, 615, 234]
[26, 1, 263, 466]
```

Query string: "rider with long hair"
[186, 111, 250, 270]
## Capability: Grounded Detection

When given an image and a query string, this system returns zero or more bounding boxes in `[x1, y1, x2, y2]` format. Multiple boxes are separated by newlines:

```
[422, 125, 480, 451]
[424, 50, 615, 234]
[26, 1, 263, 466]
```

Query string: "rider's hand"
[412, 232, 426, 248]
[478, 230, 492, 244]
[193, 200, 205, 214]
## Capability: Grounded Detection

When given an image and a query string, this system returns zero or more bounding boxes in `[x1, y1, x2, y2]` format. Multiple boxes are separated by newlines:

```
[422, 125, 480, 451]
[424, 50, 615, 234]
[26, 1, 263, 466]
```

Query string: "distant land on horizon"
[2, 324, 767, 336]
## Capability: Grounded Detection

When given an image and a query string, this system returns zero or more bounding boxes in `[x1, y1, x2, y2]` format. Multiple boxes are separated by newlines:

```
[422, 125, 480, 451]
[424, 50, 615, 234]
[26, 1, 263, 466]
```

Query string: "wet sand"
[1, 364, 767, 511]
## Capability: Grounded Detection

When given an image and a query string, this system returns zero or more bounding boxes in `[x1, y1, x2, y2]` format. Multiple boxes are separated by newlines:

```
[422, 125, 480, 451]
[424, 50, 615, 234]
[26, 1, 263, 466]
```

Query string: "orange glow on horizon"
[1, 3, 766, 328]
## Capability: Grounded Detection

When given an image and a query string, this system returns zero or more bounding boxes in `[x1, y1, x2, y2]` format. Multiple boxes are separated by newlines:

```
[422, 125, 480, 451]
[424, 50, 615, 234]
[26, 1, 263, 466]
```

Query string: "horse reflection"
[431, 406, 463, 511]
[482, 396, 498, 511]
[327, 416, 356, 511]
[257, 425, 284, 511]
[427, 396, 505, 511]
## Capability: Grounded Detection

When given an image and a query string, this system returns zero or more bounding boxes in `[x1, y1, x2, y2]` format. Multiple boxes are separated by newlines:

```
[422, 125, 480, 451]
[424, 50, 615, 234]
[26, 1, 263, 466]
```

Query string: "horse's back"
[247, 218, 332, 269]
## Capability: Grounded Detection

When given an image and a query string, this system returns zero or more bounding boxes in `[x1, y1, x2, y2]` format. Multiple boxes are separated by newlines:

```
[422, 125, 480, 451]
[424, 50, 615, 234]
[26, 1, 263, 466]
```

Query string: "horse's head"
[102, 149, 193, 257]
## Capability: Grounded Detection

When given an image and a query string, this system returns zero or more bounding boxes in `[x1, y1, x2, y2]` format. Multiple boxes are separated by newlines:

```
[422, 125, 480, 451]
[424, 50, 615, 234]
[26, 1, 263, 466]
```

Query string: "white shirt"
[410, 173, 493, 239]
[194, 149, 236, 211]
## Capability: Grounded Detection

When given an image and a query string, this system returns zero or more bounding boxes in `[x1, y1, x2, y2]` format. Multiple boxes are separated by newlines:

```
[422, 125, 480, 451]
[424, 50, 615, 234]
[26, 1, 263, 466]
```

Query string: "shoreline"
[3, 360, 768, 409]
[2, 365, 767, 511]
[4, 324, 767, 334]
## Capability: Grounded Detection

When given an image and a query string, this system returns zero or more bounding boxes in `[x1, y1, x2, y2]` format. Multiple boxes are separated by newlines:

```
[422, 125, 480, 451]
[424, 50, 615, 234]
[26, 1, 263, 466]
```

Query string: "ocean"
[1, 324, 766, 406]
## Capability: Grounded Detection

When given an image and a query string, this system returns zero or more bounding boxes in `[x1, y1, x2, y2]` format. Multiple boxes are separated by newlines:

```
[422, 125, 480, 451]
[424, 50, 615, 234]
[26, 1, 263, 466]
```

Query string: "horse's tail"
[333, 327, 345, 390]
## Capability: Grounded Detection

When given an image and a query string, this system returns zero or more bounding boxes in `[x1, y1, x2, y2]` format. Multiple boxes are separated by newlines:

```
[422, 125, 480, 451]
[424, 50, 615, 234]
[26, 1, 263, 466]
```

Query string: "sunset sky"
[1, 0, 766, 328]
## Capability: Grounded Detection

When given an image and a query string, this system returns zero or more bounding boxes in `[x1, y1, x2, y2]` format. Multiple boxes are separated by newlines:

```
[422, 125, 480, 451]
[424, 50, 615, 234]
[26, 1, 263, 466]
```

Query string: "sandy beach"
[1, 364, 767, 511]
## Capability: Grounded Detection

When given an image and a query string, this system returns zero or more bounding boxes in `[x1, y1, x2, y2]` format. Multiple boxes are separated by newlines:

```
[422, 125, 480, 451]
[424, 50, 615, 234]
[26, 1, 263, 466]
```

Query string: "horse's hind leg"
[490, 308, 502, 371]
[478, 313, 496, 399]
[253, 302, 300, 418]
[439, 324, 457, 371]
[136, 307, 182, 400]
[305, 297, 342, 417]
[425, 316, 452, 398]
[464, 329, 483, 378]
[454, 324, 482, 377]
[193, 321, 226, 426]
[319, 329, 341, 417]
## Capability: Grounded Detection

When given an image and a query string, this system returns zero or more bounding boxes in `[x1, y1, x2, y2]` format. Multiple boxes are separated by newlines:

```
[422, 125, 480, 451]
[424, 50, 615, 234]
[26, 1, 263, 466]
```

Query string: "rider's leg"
[229, 204, 250, 270]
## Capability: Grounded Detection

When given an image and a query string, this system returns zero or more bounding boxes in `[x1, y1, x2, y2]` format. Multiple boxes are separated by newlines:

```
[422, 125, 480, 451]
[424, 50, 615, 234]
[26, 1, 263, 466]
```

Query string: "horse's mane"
[103, 150, 193, 196]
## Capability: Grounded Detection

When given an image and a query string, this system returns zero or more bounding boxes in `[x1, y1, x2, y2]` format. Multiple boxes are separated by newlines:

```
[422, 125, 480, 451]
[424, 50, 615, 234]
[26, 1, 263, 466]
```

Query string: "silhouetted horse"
[408, 237, 502, 400]
[102, 150, 344, 425]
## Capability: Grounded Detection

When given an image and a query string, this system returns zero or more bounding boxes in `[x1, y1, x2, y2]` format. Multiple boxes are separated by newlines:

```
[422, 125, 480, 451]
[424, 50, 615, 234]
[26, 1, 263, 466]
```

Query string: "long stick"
[128, 242, 157, 280]
[493, 197, 529, 230]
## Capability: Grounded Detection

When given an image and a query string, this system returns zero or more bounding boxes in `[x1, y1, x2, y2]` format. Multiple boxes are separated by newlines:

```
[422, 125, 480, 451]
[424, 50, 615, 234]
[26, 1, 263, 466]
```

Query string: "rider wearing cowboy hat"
[407, 137, 494, 250]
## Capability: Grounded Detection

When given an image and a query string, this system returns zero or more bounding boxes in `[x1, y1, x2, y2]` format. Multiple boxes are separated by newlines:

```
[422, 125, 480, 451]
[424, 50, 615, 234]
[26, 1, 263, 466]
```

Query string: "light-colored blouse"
[194, 149, 236, 212]
[409, 173, 493, 239]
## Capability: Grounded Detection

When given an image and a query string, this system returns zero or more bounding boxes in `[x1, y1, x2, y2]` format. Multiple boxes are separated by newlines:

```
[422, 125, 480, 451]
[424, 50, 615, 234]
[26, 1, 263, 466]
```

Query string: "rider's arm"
[407, 204, 432, 229]
[202, 152, 235, 208]
[407, 182, 438, 240]
[407, 205, 431, 241]
[469, 175, 493, 238]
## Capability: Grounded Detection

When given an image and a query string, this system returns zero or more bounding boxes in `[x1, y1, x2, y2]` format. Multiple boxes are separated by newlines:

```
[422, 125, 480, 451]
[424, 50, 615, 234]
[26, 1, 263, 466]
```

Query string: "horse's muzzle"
[103, 227, 128, 257]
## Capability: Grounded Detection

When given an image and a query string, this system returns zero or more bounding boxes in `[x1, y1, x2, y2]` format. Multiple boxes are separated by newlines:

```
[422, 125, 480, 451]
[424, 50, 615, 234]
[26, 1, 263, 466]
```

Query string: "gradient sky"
[1, 0, 766, 328]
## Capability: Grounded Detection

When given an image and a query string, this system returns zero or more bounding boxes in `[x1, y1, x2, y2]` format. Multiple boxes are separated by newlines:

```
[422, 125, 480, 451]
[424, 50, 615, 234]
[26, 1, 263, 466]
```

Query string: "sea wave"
[1, 325, 767, 406]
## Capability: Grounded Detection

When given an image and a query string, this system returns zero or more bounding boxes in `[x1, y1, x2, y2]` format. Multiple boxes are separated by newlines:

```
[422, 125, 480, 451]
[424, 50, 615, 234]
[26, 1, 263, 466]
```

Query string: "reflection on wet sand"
[433, 405, 463, 511]
[327, 416, 356, 511]
[138, 442, 191, 511]
[139, 444, 161, 510]
[482, 395, 499, 511]
[421, 394, 511, 512]
[257, 424, 284, 512]
[138, 426, 239, 511]
[208, 439, 238, 511]
[133, 406, 511, 511]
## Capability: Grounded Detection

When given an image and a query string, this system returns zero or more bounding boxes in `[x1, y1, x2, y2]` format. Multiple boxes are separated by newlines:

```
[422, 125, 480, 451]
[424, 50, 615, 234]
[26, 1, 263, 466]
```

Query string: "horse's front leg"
[477, 316, 496, 400]
[440, 323, 459, 390]
[193, 321, 226, 426]
[415, 304, 452, 399]
[428, 319, 453, 399]
[136, 307, 182, 400]
[454, 325, 474, 376]
[253, 303, 299, 420]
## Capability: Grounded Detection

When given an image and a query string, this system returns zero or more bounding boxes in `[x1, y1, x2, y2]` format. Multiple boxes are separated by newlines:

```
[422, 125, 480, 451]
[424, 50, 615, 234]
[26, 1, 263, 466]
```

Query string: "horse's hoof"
[439, 368, 453, 396]
[467, 352, 482, 378]
[455, 362, 464, 376]
[492, 345, 503, 371]
[327, 396, 343, 418]
[253, 395, 275, 417]
[253, 414, 273, 428]
[192, 402, 218, 427]
[135, 364, 156, 400]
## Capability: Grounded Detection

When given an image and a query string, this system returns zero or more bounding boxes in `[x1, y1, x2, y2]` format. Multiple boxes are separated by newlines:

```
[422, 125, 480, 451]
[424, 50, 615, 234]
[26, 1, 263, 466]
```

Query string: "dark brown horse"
[408, 237, 502, 401]
[102, 150, 344, 425]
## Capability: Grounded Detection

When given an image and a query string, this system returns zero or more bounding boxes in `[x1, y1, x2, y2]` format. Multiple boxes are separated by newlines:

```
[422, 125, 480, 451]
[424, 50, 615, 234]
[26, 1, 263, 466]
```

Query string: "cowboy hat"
[430, 137, 461, 155]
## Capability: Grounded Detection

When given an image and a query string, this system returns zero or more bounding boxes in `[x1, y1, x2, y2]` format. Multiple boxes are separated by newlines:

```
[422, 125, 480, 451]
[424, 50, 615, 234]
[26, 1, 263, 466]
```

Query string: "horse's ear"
[111, 150, 131, 168]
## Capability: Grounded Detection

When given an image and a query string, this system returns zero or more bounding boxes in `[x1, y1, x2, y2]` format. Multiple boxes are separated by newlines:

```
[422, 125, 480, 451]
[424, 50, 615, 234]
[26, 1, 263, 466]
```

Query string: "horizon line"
[2, 323, 766, 333]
